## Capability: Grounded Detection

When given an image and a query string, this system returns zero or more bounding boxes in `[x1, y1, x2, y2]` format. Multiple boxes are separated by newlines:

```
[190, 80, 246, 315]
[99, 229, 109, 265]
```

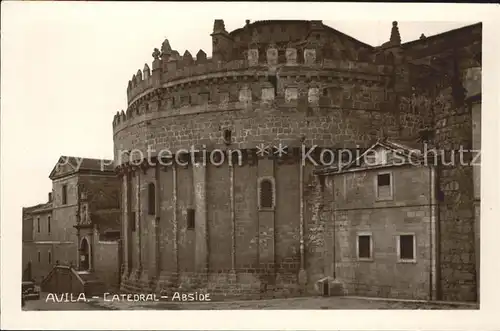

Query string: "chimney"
[48, 192, 52, 202]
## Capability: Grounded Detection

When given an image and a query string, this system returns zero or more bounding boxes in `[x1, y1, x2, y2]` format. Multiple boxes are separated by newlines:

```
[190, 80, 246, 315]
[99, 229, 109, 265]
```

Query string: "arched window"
[148, 183, 155, 215]
[258, 177, 275, 210]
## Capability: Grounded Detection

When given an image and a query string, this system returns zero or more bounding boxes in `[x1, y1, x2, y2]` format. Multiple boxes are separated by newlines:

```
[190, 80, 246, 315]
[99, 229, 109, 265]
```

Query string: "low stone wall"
[120, 268, 307, 301]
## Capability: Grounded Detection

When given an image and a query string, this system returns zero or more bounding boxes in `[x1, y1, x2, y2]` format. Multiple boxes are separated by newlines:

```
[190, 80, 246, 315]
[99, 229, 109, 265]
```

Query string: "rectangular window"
[130, 212, 136, 232]
[357, 233, 372, 260]
[62, 185, 67, 205]
[398, 234, 416, 262]
[148, 183, 156, 215]
[37, 217, 40, 233]
[48, 250, 52, 264]
[187, 208, 195, 230]
[48, 216, 51, 233]
[37, 251, 41, 263]
[376, 172, 393, 200]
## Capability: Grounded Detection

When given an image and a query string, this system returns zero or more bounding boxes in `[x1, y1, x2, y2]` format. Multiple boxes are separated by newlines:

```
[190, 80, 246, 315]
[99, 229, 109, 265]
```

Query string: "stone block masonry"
[115, 20, 481, 302]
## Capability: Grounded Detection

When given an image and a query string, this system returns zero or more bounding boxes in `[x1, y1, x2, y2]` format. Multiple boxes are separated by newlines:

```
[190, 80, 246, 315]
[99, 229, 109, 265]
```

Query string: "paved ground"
[22, 293, 477, 311]
[88, 297, 477, 310]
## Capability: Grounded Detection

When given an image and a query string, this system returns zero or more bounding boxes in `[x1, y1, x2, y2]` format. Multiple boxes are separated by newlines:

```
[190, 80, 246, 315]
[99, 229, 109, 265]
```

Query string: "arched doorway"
[79, 238, 90, 271]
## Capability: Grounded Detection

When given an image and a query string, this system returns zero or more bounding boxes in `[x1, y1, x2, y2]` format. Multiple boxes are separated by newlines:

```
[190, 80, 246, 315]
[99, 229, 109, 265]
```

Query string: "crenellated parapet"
[114, 57, 394, 131]
[116, 39, 396, 131]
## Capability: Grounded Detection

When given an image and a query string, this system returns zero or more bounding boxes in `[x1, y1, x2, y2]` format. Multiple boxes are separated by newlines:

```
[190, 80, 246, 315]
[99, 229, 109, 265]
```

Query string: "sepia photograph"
[1, 2, 499, 330]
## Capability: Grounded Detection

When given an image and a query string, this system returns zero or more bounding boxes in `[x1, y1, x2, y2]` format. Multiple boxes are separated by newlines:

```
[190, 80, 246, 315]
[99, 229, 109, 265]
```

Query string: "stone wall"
[433, 81, 476, 302]
[94, 241, 120, 291]
[330, 166, 434, 300]
[115, 21, 481, 302]
[120, 157, 328, 298]
[52, 176, 80, 244]
[22, 242, 77, 284]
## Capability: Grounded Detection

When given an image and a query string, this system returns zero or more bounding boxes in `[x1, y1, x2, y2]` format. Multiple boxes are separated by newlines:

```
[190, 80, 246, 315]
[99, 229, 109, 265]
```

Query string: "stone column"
[464, 66, 481, 302]
[122, 172, 129, 276]
[136, 171, 142, 271]
[298, 160, 307, 287]
[150, 164, 159, 279]
[193, 162, 208, 273]
[173, 164, 179, 279]
[230, 163, 236, 271]
[257, 158, 275, 269]
[471, 98, 481, 302]
[91, 224, 98, 272]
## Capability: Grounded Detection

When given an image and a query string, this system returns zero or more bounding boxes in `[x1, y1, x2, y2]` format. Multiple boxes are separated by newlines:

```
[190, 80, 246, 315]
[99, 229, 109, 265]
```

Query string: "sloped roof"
[22, 202, 53, 217]
[229, 20, 374, 49]
[314, 139, 425, 176]
[49, 156, 115, 180]
[401, 22, 481, 48]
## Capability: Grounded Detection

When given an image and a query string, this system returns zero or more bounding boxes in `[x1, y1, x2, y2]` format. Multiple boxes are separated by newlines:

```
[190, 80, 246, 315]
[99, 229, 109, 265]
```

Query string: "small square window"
[378, 173, 390, 186]
[398, 234, 416, 262]
[357, 234, 372, 260]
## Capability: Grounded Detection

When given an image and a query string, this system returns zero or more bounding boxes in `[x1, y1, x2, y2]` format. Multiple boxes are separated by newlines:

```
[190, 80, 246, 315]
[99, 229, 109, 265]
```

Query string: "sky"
[0, 2, 478, 222]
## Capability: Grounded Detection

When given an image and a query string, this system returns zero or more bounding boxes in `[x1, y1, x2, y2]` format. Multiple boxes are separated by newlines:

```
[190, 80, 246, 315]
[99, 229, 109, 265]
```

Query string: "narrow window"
[130, 212, 136, 232]
[376, 173, 392, 200]
[37, 251, 41, 263]
[398, 234, 415, 261]
[268, 74, 278, 96]
[48, 216, 51, 233]
[223, 129, 232, 144]
[48, 250, 52, 264]
[62, 185, 67, 205]
[37, 217, 40, 233]
[357, 234, 372, 260]
[259, 178, 275, 209]
[278, 49, 286, 63]
[148, 183, 155, 215]
[187, 208, 195, 230]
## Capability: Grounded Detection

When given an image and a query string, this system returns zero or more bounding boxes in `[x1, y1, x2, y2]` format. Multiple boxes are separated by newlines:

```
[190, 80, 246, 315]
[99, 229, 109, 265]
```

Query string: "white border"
[2, 2, 500, 330]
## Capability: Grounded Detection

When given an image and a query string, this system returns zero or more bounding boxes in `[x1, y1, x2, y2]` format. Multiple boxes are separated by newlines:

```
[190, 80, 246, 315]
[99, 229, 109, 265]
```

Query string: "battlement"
[114, 54, 395, 131]
[114, 20, 408, 132]
[125, 19, 400, 105]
